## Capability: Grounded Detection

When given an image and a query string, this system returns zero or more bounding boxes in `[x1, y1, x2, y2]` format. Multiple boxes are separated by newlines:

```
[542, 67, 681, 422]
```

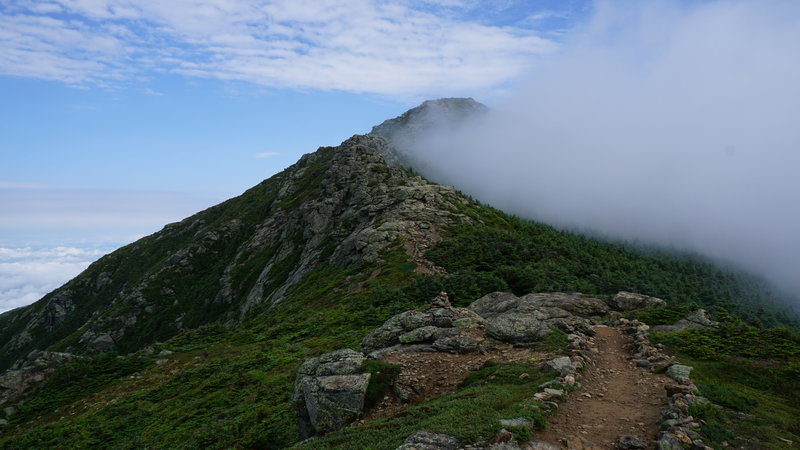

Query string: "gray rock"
[3, 406, 16, 417]
[522, 293, 609, 317]
[0, 419, 8, 426]
[526, 442, 560, 450]
[542, 356, 578, 376]
[618, 435, 647, 449]
[361, 295, 485, 353]
[454, 317, 478, 328]
[499, 417, 533, 428]
[315, 349, 365, 376]
[610, 292, 667, 311]
[665, 383, 698, 396]
[397, 431, 459, 449]
[652, 310, 718, 333]
[656, 433, 684, 450]
[400, 326, 439, 344]
[361, 324, 405, 354]
[485, 313, 551, 343]
[432, 329, 482, 354]
[299, 373, 371, 436]
[470, 292, 522, 318]
[635, 359, 652, 368]
[543, 388, 565, 400]
[0, 370, 23, 390]
[665, 364, 692, 381]
[293, 348, 372, 436]
[470, 292, 605, 344]
[393, 385, 412, 403]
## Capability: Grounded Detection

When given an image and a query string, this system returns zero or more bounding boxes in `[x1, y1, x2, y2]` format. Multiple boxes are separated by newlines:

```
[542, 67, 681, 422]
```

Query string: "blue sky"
[0, 0, 589, 312]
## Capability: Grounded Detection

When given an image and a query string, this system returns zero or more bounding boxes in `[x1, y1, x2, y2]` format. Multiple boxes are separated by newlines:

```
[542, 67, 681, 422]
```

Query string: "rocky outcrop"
[0, 351, 77, 406]
[469, 292, 607, 344]
[370, 97, 489, 167]
[651, 309, 718, 333]
[292, 349, 371, 437]
[362, 293, 485, 355]
[0, 132, 475, 369]
[608, 292, 666, 312]
[297, 291, 600, 441]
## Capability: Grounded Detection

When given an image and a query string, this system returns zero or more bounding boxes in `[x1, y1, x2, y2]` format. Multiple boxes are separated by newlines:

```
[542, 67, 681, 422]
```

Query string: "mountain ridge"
[1, 98, 798, 448]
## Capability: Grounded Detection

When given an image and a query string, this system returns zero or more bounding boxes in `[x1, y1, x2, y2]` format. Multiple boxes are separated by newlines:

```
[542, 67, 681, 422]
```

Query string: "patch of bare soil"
[365, 329, 550, 419]
[535, 326, 667, 449]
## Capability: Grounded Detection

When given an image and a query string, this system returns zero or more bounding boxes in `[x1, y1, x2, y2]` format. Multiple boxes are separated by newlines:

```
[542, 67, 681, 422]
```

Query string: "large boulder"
[469, 292, 603, 343]
[485, 313, 552, 343]
[523, 293, 609, 317]
[297, 374, 371, 435]
[652, 310, 718, 333]
[293, 349, 371, 437]
[361, 292, 485, 354]
[609, 292, 667, 311]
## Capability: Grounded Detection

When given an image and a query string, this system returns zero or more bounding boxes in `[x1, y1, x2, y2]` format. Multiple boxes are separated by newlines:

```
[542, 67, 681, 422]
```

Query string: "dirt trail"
[535, 326, 667, 449]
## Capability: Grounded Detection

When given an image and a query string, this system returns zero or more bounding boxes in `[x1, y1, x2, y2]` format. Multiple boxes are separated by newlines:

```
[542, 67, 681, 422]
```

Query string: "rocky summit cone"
[0, 99, 797, 449]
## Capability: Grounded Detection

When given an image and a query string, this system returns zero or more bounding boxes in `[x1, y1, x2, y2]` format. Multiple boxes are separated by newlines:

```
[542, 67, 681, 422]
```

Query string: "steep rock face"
[0, 134, 472, 370]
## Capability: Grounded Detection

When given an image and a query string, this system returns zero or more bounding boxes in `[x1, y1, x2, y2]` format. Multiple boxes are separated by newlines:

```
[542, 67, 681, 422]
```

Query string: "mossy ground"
[649, 319, 800, 448]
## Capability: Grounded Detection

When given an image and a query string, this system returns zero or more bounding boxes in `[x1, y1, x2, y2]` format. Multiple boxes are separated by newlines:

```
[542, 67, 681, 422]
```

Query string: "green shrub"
[697, 381, 758, 412]
[361, 360, 402, 409]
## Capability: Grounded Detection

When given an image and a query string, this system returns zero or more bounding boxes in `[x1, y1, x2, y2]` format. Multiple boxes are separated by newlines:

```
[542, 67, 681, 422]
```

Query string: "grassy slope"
[650, 321, 800, 448]
[2, 196, 799, 448]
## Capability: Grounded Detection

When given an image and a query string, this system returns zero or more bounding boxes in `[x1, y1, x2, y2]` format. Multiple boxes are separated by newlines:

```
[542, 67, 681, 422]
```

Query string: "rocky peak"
[369, 97, 489, 165]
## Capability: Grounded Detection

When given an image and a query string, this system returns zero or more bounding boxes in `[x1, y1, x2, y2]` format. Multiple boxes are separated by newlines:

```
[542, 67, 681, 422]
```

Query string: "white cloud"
[0, 186, 219, 246]
[0, 0, 558, 96]
[0, 246, 110, 313]
[254, 151, 279, 158]
[404, 0, 800, 303]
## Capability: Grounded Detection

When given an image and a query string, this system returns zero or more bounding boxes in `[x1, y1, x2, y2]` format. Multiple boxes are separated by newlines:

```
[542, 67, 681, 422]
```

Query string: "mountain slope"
[0, 135, 469, 371]
[1, 99, 798, 447]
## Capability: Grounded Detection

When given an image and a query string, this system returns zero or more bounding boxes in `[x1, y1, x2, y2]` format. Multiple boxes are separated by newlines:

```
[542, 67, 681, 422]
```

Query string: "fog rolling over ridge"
[404, 1, 800, 304]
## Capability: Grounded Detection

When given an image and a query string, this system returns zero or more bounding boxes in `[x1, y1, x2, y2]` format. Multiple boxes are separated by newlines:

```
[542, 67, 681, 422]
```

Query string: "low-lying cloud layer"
[0, 186, 219, 312]
[408, 1, 800, 302]
[0, 246, 110, 314]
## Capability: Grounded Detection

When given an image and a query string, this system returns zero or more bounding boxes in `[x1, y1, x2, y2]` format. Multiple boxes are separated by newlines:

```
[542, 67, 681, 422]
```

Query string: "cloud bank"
[0, 0, 559, 95]
[0, 186, 219, 312]
[407, 1, 800, 301]
[0, 246, 110, 314]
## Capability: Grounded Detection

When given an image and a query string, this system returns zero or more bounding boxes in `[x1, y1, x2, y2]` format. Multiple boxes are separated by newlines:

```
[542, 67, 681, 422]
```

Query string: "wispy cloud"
[0, 0, 559, 96]
[0, 246, 110, 314]
[254, 151, 279, 159]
